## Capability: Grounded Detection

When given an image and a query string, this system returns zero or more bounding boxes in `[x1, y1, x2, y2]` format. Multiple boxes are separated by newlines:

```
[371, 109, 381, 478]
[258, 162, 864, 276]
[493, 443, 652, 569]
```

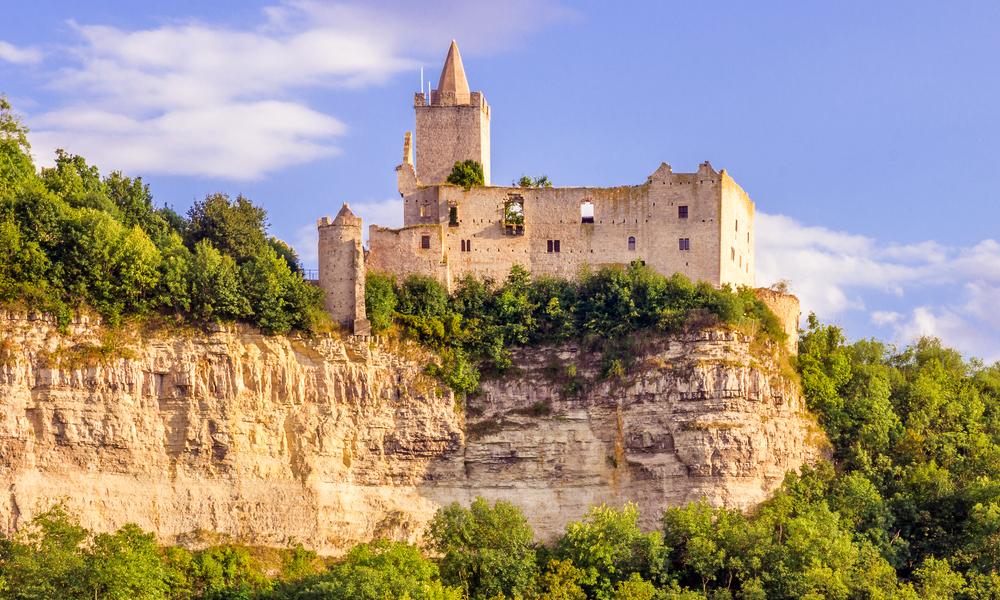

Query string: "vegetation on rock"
[0, 97, 326, 334]
[367, 263, 786, 393]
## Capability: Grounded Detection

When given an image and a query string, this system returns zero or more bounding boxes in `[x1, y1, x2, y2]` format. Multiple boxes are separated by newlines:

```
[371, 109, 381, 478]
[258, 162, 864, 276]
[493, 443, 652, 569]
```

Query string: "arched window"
[628, 236, 636, 251]
[580, 201, 594, 224]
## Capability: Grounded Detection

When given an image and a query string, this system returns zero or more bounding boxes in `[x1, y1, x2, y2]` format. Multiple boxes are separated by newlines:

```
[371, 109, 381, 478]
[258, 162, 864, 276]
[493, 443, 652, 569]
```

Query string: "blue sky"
[2, 0, 999, 360]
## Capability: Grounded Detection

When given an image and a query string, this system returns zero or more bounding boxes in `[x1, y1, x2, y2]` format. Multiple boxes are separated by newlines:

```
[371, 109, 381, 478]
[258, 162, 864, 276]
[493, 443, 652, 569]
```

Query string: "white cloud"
[758, 212, 1000, 362]
[26, 0, 572, 179]
[0, 41, 42, 64]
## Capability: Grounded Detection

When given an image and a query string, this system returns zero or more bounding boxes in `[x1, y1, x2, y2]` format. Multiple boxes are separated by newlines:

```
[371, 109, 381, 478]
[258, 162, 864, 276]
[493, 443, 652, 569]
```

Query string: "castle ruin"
[318, 41, 794, 343]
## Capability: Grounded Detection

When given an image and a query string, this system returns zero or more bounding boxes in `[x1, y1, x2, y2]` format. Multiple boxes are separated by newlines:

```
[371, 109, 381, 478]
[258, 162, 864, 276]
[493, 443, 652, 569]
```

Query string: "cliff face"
[0, 313, 823, 554]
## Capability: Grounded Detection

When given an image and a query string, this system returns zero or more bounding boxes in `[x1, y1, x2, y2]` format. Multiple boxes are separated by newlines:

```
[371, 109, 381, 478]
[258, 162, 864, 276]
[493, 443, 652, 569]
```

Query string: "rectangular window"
[735, 219, 739, 232]
[547, 240, 561, 253]
[678, 206, 688, 219]
[460, 239, 471, 252]
[554, 240, 561, 253]
[449, 206, 459, 226]
[679, 238, 690, 251]
[421, 235, 430, 249]
[419, 204, 426, 217]
[731, 247, 736, 261]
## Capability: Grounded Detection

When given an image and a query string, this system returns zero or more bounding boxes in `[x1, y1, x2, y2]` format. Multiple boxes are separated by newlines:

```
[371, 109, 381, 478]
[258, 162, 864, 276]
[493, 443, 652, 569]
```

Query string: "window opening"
[580, 201, 594, 224]
[449, 206, 459, 226]
[420, 235, 430, 249]
[678, 206, 688, 219]
[502, 194, 525, 236]
[679, 238, 690, 251]
[628, 236, 636, 251]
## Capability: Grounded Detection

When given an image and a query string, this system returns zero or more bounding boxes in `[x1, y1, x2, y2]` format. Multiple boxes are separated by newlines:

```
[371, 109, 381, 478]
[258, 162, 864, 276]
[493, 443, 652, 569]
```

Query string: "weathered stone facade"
[319, 41, 795, 339]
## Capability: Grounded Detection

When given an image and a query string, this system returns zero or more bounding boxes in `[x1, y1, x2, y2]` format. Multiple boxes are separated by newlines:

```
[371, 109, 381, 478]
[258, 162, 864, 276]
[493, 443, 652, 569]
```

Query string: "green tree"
[188, 240, 251, 322]
[365, 272, 398, 334]
[185, 193, 268, 261]
[427, 497, 538, 600]
[536, 560, 587, 600]
[0, 504, 89, 600]
[0, 96, 34, 197]
[85, 524, 169, 600]
[446, 160, 484, 190]
[556, 503, 667, 600]
[296, 540, 461, 600]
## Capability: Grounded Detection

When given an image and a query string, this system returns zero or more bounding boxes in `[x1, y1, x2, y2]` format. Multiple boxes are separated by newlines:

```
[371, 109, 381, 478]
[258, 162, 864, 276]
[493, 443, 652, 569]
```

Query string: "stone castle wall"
[367, 162, 755, 291]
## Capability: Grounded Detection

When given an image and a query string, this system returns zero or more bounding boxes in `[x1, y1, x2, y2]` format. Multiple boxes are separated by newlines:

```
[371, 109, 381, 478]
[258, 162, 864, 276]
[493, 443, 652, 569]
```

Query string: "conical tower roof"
[332, 202, 361, 227]
[436, 40, 470, 100]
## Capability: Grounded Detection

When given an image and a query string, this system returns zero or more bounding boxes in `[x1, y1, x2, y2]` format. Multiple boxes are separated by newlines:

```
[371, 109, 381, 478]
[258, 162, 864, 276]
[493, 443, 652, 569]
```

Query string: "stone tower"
[414, 40, 491, 185]
[317, 204, 370, 335]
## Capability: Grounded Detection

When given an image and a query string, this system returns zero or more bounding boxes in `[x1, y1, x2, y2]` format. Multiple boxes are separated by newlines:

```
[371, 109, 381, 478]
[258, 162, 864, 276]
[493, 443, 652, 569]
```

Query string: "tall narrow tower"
[414, 40, 491, 185]
[317, 203, 370, 335]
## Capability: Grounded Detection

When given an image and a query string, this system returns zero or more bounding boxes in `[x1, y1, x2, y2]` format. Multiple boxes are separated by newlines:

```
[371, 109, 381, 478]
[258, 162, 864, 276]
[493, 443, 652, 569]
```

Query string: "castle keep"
[319, 41, 776, 338]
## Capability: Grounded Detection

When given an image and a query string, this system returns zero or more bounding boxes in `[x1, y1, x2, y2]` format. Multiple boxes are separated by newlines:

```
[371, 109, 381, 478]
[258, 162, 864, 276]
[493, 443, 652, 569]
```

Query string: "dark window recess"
[547, 239, 561, 253]
[678, 205, 688, 219]
[460, 239, 471, 252]
[679, 238, 690, 251]
[449, 206, 459, 226]
[628, 236, 636, 251]
[420, 235, 430, 249]
[735, 219, 739, 231]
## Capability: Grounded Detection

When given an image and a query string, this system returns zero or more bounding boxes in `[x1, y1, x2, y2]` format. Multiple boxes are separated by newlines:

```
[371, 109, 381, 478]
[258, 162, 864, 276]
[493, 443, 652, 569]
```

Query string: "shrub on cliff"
[375, 262, 786, 394]
[0, 99, 326, 333]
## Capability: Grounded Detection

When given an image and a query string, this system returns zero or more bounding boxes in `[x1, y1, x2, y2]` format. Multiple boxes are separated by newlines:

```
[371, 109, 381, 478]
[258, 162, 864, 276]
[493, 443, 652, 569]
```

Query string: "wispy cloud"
[758, 212, 1000, 361]
[26, 0, 573, 179]
[0, 41, 42, 65]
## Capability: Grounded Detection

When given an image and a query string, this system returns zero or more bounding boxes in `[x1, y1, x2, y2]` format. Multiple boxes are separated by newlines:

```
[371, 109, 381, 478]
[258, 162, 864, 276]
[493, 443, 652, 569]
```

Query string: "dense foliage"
[515, 175, 552, 188]
[0, 98, 325, 333]
[446, 160, 485, 190]
[367, 264, 786, 393]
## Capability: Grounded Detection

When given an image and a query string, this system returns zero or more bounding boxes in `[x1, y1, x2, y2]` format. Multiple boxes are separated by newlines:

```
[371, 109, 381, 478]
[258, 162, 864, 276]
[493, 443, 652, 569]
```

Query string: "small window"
[419, 204, 427, 217]
[628, 236, 636, 251]
[460, 239, 471, 252]
[747, 231, 750, 243]
[731, 247, 736, 261]
[678, 206, 688, 219]
[449, 206, 459, 226]
[735, 220, 739, 232]
[679, 238, 690, 251]
[421, 235, 430, 249]
[581, 201, 595, 224]
[547, 239, 561, 253]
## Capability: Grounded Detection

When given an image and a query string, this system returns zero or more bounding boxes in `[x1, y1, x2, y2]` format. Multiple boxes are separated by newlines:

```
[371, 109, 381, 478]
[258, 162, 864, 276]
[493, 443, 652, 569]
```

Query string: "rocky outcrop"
[0, 313, 823, 553]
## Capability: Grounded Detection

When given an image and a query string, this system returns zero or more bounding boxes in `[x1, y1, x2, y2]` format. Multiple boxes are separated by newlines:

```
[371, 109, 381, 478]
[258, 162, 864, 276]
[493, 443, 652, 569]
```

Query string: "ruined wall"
[0, 313, 822, 553]
[373, 162, 754, 291]
[754, 289, 801, 355]
[367, 224, 449, 287]
[414, 92, 491, 186]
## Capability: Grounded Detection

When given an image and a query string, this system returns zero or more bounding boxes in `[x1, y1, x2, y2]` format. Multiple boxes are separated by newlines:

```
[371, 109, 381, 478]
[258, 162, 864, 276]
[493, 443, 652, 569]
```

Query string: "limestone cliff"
[0, 313, 823, 554]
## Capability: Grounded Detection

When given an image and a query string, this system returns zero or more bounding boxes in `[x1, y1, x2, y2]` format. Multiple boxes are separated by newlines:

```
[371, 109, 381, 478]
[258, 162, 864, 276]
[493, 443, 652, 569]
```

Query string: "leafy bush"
[445, 160, 484, 190]
[0, 100, 327, 333]
[373, 262, 786, 394]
